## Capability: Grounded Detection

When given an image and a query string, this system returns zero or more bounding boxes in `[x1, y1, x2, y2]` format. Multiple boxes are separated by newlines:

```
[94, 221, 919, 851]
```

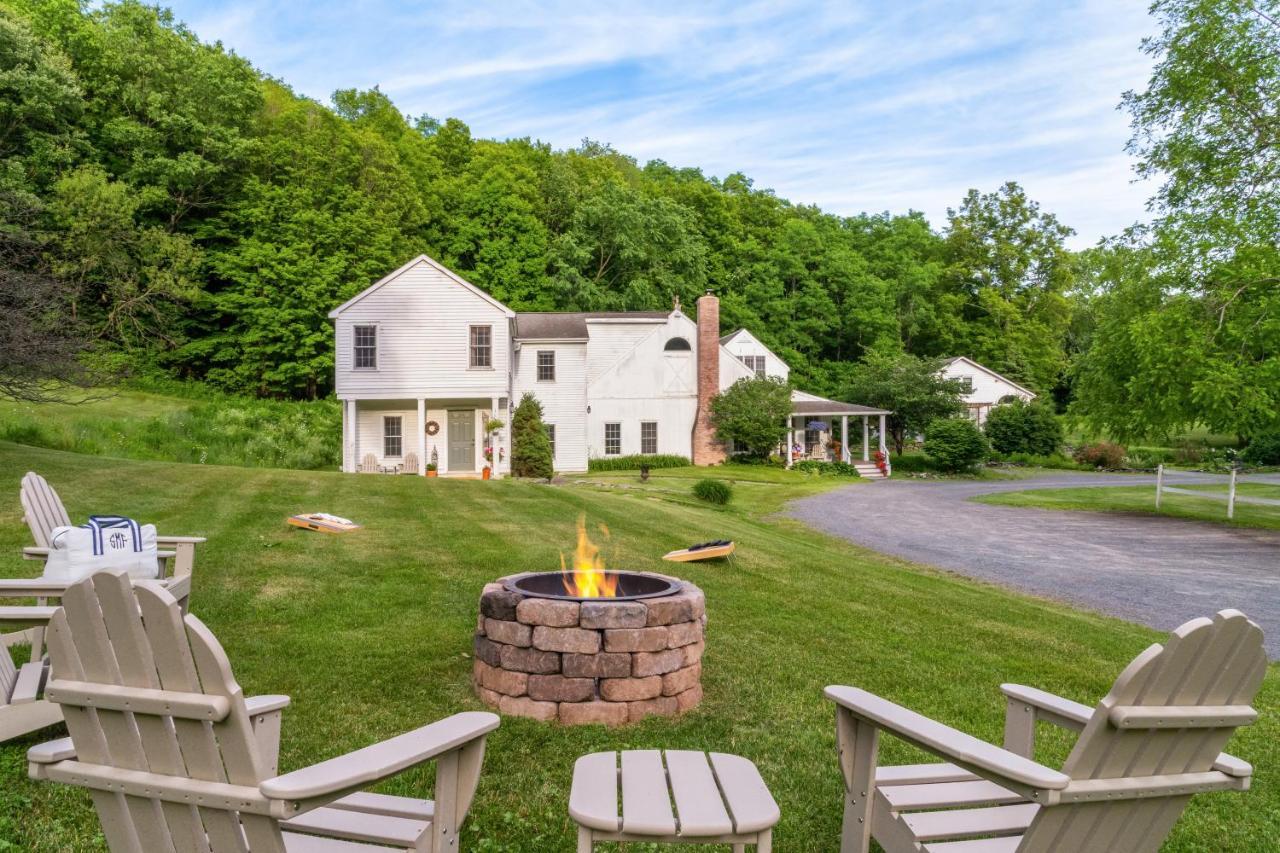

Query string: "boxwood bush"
[984, 400, 1063, 456]
[587, 454, 690, 472]
[692, 478, 732, 505]
[793, 460, 861, 477]
[924, 418, 990, 472]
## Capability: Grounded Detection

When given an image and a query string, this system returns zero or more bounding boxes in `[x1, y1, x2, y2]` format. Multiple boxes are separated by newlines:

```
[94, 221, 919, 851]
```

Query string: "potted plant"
[482, 417, 504, 480]
[639, 463, 651, 482]
[427, 448, 438, 477]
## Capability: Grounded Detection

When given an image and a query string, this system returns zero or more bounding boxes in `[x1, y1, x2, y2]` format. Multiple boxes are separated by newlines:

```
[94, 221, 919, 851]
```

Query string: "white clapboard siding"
[587, 314, 700, 460]
[585, 320, 667, 385]
[513, 343, 589, 472]
[333, 258, 512, 399]
[721, 328, 790, 381]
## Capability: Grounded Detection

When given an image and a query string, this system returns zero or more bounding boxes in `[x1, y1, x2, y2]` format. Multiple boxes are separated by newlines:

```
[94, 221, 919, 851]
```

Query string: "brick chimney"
[692, 291, 726, 466]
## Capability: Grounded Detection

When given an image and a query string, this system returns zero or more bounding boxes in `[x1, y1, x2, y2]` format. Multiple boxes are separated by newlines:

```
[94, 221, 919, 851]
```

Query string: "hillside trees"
[2, 0, 1103, 404]
[1073, 0, 1280, 442]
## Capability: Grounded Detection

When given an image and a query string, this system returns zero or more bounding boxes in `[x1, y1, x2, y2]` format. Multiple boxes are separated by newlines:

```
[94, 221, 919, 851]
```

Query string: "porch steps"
[853, 462, 888, 480]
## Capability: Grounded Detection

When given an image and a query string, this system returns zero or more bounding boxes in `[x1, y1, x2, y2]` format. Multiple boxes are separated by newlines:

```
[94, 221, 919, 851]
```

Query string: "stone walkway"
[787, 471, 1280, 657]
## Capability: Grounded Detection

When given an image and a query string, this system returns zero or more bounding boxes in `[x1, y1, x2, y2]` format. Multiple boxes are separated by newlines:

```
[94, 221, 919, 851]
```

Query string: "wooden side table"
[570, 749, 778, 851]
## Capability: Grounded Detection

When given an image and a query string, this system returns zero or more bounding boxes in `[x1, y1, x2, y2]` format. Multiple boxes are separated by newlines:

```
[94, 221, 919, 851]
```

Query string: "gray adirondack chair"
[403, 453, 420, 475]
[28, 570, 500, 852]
[827, 609, 1265, 853]
[7, 471, 204, 662]
[1, 626, 61, 742]
[360, 453, 379, 473]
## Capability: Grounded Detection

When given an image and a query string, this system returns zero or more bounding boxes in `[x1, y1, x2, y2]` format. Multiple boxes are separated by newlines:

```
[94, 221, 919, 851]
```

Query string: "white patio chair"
[29, 570, 500, 852]
[827, 609, 1265, 852]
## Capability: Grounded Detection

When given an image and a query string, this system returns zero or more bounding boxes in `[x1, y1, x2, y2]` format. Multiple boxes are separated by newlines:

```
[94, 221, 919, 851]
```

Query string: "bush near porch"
[586, 453, 691, 471]
[1, 444, 1276, 851]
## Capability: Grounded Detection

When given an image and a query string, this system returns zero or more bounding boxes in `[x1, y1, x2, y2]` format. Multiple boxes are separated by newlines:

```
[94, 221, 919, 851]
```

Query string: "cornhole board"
[663, 540, 735, 562]
[287, 513, 361, 534]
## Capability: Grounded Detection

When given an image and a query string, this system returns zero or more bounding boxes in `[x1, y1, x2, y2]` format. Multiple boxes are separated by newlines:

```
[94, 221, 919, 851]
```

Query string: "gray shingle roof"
[514, 312, 668, 340]
[791, 398, 891, 416]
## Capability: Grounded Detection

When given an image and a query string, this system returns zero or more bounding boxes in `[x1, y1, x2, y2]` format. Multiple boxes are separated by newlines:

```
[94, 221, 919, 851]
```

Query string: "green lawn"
[977, 482, 1280, 531]
[2, 444, 1277, 851]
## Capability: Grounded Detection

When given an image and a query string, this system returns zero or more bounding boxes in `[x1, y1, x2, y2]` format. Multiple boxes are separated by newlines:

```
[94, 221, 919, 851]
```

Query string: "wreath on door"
[425, 420, 440, 436]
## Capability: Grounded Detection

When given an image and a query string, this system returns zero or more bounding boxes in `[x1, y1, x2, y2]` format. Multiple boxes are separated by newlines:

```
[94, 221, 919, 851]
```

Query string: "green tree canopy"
[843, 348, 967, 454]
[709, 376, 792, 458]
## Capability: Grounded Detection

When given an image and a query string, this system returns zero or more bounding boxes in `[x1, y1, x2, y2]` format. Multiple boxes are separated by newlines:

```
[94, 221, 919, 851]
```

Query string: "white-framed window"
[546, 424, 556, 459]
[805, 428, 821, 449]
[537, 350, 555, 381]
[469, 325, 492, 368]
[353, 325, 377, 369]
[604, 423, 621, 455]
[383, 416, 403, 457]
[740, 354, 765, 377]
[641, 421, 658, 454]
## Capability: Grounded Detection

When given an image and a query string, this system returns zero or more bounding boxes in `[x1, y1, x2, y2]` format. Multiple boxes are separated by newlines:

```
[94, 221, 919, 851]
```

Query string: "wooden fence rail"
[1156, 464, 1280, 520]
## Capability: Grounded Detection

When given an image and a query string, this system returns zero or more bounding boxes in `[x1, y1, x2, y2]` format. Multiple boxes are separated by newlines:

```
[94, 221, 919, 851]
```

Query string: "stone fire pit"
[472, 572, 705, 725]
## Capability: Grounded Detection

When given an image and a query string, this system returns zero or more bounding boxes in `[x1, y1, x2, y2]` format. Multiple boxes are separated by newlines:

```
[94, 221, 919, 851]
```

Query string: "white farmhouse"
[330, 255, 890, 476]
[938, 356, 1036, 425]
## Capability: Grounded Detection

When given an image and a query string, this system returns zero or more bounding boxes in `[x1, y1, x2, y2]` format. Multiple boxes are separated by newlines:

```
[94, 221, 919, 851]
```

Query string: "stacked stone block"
[473, 574, 705, 725]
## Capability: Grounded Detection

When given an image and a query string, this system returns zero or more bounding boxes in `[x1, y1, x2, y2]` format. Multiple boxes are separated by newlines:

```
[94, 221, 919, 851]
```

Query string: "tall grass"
[0, 394, 340, 470]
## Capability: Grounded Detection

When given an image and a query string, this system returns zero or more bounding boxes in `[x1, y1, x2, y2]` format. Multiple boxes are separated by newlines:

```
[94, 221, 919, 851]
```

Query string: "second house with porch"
[330, 255, 889, 475]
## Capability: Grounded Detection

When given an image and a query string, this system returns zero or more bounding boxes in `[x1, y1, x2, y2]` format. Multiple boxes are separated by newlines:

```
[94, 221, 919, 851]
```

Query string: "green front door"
[447, 410, 475, 470]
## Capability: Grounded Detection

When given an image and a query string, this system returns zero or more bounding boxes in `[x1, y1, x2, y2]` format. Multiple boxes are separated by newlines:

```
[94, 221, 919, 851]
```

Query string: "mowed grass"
[977, 482, 1280, 531]
[0, 444, 1277, 851]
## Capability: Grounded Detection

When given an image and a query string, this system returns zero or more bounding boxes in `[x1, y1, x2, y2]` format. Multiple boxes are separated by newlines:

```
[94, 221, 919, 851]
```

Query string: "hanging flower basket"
[806, 420, 828, 431]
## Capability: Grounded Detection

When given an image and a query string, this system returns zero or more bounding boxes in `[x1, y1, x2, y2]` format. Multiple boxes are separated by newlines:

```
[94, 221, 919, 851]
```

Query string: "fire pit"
[504, 571, 681, 602]
[472, 518, 705, 725]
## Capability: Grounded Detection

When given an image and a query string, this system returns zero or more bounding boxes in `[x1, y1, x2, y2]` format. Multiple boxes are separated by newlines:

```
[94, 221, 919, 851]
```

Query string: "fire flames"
[561, 513, 617, 598]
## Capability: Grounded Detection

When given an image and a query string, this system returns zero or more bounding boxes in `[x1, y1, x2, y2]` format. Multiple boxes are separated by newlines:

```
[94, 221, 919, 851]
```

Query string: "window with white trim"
[383, 416, 403, 457]
[546, 424, 556, 459]
[469, 325, 492, 368]
[537, 350, 555, 381]
[740, 354, 765, 377]
[641, 421, 658, 454]
[604, 423, 621, 455]
[353, 325, 377, 369]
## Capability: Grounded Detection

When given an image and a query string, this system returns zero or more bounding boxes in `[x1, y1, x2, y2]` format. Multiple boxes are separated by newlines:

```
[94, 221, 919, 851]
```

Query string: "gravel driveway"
[787, 472, 1280, 657]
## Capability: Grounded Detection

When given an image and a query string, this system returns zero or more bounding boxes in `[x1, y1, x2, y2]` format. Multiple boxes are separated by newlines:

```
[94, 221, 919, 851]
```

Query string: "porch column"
[841, 415, 850, 463]
[340, 400, 349, 472]
[351, 400, 360, 471]
[491, 396, 500, 478]
[416, 398, 426, 475]
[862, 416, 870, 461]
[878, 413, 887, 455]
[784, 415, 794, 469]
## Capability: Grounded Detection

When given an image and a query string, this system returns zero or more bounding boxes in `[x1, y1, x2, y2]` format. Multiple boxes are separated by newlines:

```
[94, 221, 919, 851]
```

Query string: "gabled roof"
[941, 356, 1036, 399]
[328, 254, 515, 319]
[514, 311, 669, 340]
[790, 390, 890, 416]
[720, 329, 745, 345]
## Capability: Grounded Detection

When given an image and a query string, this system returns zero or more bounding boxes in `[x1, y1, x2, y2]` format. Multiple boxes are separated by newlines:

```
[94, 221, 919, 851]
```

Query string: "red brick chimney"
[692, 291, 726, 466]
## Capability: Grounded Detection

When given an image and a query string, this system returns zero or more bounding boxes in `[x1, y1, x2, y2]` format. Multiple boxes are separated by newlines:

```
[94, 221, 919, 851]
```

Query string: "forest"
[1, 0, 1277, 443]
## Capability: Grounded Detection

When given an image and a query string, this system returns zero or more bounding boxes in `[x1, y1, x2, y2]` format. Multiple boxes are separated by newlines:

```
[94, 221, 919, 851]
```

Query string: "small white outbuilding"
[937, 356, 1036, 425]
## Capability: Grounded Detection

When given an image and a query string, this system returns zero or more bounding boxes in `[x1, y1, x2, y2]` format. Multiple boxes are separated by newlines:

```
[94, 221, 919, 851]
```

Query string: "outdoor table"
[569, 749, 778, 851]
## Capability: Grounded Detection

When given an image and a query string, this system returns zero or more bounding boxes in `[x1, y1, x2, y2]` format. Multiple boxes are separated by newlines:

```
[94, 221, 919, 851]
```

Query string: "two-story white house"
[330, 255, 890, 475]
[939, 356, 1036, 425]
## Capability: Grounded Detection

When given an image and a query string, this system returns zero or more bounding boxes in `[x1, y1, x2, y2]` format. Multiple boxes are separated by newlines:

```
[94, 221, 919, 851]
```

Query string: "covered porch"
[785, 393, 891, 473]
[340, 397, 509, 477]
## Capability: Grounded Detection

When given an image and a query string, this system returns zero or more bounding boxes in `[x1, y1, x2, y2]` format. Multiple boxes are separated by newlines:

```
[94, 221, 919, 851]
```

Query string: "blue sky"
[165, 0, 1158, 247]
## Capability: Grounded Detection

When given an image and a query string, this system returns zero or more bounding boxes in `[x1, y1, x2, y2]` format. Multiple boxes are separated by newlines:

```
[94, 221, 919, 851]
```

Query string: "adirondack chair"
[403, 452, 420, 475]
[28, 570, 501, 852]
[16, 471, 203, 596]
[1, 625, 62, 741]
[826, 610, 1265, 853]
[8, 471, 203, 662]
[360, 453, 379, 473]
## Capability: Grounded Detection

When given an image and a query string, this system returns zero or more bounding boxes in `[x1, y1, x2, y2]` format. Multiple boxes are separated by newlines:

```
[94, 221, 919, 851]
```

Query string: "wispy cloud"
[165, 0, 1157, 245]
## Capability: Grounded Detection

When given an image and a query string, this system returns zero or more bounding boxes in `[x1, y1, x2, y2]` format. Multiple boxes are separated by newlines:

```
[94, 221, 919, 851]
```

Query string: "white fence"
[1155, 464, 1280, 520]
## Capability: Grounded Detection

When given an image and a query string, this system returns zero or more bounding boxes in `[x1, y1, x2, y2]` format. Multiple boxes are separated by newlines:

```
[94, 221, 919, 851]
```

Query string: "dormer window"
[353, 325, 377, 369]
[740, 355, 765, 377]
[664, 337, 691, 351]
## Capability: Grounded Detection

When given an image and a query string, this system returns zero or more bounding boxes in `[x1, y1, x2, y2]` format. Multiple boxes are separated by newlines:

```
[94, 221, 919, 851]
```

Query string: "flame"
[561, 513, 618, 598]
